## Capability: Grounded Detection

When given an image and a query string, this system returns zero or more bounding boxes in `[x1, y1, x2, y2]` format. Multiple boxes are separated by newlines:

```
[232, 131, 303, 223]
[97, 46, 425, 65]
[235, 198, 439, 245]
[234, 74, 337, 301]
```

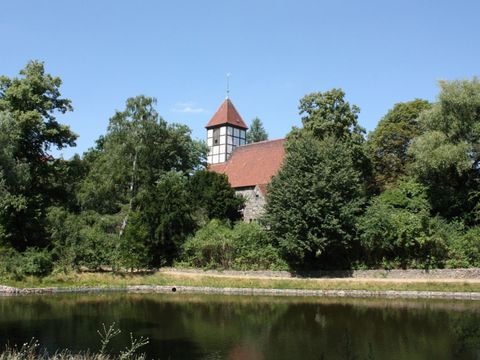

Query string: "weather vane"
[226, 73, 231, 99]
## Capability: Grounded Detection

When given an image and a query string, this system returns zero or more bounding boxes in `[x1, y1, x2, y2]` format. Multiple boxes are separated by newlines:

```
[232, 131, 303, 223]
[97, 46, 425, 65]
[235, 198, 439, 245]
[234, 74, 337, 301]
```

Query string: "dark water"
[0, 293, 480, 359]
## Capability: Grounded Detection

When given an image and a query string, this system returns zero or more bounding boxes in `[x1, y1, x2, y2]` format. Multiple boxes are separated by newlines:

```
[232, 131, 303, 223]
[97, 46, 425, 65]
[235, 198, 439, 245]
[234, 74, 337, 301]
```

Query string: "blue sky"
[1, 0, 479, 158]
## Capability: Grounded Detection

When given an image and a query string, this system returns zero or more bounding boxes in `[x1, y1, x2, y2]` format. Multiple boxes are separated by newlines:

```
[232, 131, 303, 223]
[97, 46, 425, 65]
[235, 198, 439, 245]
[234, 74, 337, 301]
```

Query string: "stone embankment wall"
[160, 267, 480, 279]
[1, 285, 480, 300]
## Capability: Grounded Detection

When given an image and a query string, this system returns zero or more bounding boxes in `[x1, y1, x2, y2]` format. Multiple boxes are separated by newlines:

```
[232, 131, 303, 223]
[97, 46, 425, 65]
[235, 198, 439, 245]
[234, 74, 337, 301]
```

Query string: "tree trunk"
[119, 148, 138, 237]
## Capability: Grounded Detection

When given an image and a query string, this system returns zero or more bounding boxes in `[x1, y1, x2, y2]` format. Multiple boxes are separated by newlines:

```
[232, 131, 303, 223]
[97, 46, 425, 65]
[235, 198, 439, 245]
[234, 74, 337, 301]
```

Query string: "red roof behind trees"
[209, 138, 286, 193]
[205, 98, 248, 129]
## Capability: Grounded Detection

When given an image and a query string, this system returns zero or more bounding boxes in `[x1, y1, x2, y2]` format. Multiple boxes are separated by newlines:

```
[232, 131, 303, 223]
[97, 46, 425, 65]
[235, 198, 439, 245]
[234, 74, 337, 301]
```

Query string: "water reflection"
[0, 294, 479, 359]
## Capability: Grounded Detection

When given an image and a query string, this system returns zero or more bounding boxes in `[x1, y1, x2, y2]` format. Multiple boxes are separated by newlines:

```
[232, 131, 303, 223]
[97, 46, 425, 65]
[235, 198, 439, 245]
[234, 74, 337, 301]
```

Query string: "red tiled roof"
[205, 98, 248, 129]
[209, 138, 286, 188]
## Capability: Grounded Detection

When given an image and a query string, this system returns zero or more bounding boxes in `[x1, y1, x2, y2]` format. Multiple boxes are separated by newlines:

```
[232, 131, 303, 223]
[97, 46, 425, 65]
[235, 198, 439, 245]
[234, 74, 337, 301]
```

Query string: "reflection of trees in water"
[451, 313, 480, 359]
[260, 302, 480, 360]
[175, 297, 289, 359]
[1, 294, 480, 360]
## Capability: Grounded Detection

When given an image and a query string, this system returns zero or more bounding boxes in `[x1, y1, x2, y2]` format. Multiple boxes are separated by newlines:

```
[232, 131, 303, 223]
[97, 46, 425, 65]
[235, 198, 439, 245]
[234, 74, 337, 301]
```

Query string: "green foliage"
[120, 171, 196, 268]
[188, 170, 244, 224]
[298, 89, 365, 144]
[246, 117, 268, 143]
[3, 61, 480, 274]
[367, 99, 431, 190]
[296, 89, 373, 193]
[47, 207, 119, 272]
[265, 89, 370, 269]
[408, 79, 480, 221]
[229, 222, 288, 270]
[0, 60, 75, 157]
[181, 220, 233, 268]
[0, 61, 77, 250]
[78, 97, 207, 268]
[0, 247, 53, 279]
[265, 133, 365, 269]
[358, 179, 455, 268]
[78, 96, 206, 214]
[446, 226, 480, 268]
[181, 220, 287, 270]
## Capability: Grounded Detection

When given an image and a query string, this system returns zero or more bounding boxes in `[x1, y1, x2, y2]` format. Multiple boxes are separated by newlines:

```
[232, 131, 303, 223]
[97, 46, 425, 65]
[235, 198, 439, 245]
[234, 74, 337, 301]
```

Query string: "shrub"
[447, 226, 480, 268]
[20, 248, 53, 276]
[180, 220, 287, 270]
[358, 179, 452, 269]
[230, 222, 288, 270]
[0, 247, 53, 279]
[47, 207, 119, 272]
[181, 220, 234, 269]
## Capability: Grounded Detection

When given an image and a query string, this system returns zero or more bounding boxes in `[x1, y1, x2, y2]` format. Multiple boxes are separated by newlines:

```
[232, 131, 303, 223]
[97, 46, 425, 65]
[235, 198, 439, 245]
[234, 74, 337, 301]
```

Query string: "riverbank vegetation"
[1, 61, 480, 279]
[3, 271, 480, 293]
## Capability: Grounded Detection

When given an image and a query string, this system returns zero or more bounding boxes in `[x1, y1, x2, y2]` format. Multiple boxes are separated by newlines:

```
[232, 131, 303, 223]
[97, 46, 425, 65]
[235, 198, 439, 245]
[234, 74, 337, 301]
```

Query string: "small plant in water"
[119, 334, 149, 360]
[97, 323, 122, 355]
[97, 322, 149, 360]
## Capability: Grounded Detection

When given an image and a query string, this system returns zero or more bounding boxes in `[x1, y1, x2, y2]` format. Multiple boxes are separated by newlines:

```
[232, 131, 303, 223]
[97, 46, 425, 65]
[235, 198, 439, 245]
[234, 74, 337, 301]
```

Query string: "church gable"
[209, 138, 286, 189]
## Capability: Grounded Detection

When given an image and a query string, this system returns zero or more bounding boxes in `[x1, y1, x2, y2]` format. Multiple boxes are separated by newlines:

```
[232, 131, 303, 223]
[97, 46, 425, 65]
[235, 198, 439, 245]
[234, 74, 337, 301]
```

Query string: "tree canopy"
[265, 89, 368, 269]
[408, 79, 480, 221]
[246, 117, 268, 143]
[0, 61, 76, 250]
[367, 99, 432, 190]
[265, 133, 365, 269]
[2, 61, 480, 277]
[298, 89, 365, 144]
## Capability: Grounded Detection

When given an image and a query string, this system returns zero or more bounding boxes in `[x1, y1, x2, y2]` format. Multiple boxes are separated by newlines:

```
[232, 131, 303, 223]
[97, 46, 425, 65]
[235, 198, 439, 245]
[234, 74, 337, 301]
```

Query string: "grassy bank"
[2, 270, 480, 293]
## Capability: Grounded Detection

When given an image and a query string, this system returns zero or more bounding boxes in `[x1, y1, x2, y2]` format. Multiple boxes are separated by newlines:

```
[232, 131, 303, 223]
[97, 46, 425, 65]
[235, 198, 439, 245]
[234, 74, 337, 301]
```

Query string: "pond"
[0, 293, 479, 359]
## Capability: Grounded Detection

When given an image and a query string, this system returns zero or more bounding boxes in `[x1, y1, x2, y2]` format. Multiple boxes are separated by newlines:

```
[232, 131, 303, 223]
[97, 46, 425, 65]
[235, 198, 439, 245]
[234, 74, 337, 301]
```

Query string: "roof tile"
[205, 98, 248, 129]
[209, 138, 285, 188]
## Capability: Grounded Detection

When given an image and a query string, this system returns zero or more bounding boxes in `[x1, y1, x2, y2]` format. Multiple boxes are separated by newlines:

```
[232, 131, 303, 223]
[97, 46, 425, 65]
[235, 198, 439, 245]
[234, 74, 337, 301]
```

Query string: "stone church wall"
[235, 186, 266, 222]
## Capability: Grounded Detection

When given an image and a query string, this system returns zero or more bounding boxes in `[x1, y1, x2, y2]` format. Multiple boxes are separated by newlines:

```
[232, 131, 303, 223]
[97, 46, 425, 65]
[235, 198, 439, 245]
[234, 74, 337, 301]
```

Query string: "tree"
[408, 79, 480, 222]
[120, 171, 196, 267]
[246, 117, 268, 143]
[264, 89, 370, 269]
[79, 96, 207, 267]
[264, 134, 365, 269]
[0, 61, 76, 249]
[367, 99, 431, 190]
[78, 96, 207, 215]
[188, 170, 244, 224]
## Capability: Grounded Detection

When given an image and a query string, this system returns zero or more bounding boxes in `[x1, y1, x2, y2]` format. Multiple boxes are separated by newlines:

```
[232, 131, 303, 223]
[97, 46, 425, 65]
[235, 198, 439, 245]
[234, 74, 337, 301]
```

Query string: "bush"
[447, 226, 480, 268]
[181, 220, 235, 269]
[21, 248, 53, 276]
[358, 179, 452, 269]
[0, 247, 53, 279]
[47, 207, 119, 272]
[230, 222, 288, 270]
[180, 220, 287, 270]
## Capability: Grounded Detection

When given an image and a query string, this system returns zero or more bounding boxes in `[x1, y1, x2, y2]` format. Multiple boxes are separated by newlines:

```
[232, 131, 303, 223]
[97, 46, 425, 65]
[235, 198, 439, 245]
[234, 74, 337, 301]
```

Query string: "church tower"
[206, 98, 248, 164]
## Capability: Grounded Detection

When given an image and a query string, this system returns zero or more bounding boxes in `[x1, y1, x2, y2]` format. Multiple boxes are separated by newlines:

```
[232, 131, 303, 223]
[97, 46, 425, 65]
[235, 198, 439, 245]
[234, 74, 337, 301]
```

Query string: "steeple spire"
[205, 95, 248, 165]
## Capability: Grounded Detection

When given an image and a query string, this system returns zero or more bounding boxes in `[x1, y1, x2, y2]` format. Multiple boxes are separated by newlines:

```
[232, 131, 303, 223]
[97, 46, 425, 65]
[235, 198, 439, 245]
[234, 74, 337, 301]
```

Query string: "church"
[206, 97, 285, 222]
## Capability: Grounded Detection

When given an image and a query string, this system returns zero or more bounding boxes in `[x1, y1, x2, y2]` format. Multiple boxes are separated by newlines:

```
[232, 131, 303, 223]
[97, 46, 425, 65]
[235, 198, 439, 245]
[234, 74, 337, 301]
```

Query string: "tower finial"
[226, 73, 230, 99]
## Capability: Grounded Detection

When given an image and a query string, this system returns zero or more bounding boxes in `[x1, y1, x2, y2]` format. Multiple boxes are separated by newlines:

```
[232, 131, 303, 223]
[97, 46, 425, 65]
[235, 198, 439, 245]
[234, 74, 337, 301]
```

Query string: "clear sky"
[1, 0, 479, 158]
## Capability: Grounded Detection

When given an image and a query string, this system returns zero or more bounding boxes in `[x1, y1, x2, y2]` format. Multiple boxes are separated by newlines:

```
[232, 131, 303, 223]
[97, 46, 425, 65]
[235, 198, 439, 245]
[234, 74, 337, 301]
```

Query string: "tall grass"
[0, 324, 148, 360]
